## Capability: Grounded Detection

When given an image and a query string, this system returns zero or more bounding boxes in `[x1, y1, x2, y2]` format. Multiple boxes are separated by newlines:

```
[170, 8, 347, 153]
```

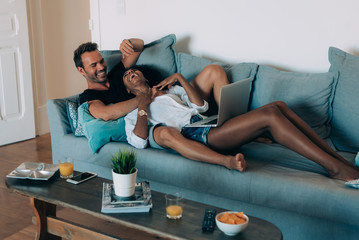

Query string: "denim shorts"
[148, 115, 211, 149]
[181, 115, 211, 145]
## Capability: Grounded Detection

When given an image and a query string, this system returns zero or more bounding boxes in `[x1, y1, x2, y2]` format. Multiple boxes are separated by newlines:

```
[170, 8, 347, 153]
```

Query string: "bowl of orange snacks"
[215, 211, 249, 236]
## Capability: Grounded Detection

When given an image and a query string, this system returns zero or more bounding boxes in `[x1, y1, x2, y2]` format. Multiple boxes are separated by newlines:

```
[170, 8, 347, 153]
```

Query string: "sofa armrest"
[47, 95, 79, 137]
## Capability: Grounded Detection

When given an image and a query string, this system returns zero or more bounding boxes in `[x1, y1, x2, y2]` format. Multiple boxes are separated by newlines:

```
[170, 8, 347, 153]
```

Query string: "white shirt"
[125, 85, 208, 149]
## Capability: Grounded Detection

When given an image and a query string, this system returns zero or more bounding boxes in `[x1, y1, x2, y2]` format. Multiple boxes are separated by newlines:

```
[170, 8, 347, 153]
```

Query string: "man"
[74, 39, 144, 120]
[74, 39, 229, 121]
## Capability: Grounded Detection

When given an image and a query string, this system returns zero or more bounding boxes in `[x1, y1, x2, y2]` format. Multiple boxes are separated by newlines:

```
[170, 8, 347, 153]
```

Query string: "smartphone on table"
[66, 171, 97, 184]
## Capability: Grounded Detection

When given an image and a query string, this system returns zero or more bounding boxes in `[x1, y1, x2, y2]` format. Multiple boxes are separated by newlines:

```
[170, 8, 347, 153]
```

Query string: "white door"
[0, 0, 35, 146]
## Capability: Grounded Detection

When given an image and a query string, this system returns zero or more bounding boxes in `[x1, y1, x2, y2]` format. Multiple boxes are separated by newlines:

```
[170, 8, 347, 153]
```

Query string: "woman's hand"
[155, 73, 205, 107]
[136, 88, 152, 109]
[154, 73, 182, 90]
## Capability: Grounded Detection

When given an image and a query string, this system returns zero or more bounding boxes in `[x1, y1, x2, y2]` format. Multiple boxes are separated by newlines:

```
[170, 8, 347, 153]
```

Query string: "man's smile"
[97, 70, 106, 78]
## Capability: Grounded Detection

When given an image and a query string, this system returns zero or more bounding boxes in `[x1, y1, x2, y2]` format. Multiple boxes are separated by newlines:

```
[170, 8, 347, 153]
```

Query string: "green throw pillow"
[78, 102, 126, 153]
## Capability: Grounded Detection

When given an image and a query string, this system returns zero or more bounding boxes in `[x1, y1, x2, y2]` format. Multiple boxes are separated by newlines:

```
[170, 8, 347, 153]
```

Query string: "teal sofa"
[47, 34, 359, 240]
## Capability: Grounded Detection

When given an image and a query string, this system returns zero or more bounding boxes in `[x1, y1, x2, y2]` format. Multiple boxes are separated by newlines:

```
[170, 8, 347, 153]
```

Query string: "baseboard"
[35, 104, 49, 135]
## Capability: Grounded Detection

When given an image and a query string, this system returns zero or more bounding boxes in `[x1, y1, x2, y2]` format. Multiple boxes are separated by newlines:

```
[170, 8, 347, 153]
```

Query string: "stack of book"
[101, 181, 152, 213]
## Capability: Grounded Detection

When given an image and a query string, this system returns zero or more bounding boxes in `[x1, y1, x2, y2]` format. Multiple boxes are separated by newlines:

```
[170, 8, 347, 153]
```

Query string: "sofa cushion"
[136, 34, 177, 78]
[100, 34, 177, 78]
[177, 53, 258, 83]
[78, 102, 126, 153]
[328, 47, 359, 153]
[101, 50, 123, 73]
[250, 65, 338, 139]
[65, 100, 84, 137]
[177, 53, 219, 81]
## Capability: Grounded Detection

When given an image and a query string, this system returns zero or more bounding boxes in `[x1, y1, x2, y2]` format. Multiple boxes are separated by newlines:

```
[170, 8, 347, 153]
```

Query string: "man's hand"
[120, 39, 135, 59]
[120, 38, 144, 69]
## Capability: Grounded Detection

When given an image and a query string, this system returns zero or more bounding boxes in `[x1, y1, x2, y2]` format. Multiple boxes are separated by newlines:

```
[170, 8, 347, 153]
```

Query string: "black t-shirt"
[79, 62, 134, 105]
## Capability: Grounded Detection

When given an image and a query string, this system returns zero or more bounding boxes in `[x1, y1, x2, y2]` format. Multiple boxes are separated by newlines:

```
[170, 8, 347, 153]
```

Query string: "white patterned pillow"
[66, 100, 84, 137]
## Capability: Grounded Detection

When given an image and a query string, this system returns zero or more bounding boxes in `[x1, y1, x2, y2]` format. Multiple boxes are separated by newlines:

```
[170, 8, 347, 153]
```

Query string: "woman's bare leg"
[153, 126, 246, 171]
[190, 65, 271, 143]
[207, 104, 359, 181]
[267, 101, 350, 165]
[190, 64, 229, 104]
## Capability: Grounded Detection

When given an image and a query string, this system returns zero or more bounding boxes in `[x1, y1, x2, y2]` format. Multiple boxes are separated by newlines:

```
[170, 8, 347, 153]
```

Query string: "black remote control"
[202, 209, 217, 232]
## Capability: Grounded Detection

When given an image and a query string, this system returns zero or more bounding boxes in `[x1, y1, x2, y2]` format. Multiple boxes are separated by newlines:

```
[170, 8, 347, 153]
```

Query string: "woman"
[123, 67, 359, 181]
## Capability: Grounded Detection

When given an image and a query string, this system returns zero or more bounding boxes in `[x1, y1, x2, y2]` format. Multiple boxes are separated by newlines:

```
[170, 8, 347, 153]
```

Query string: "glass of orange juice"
[165, 192, 183, 219]
[58, 158, 74, 179]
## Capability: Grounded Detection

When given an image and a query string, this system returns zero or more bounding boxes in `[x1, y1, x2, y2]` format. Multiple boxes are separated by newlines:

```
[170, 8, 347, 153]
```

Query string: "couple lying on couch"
[74, 40, 359, 182]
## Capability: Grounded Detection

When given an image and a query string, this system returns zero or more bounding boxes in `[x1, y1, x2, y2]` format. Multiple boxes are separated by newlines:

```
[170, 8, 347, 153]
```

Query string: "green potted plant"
[111, 148, 137, 197]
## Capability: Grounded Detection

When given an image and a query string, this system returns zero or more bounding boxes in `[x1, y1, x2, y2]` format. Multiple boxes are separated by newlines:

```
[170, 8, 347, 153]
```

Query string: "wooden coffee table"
[6, 171, 282, 240]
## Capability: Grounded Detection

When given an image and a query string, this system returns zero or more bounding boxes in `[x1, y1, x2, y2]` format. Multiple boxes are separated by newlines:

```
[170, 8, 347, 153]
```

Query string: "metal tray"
[6, 162, 59, 180]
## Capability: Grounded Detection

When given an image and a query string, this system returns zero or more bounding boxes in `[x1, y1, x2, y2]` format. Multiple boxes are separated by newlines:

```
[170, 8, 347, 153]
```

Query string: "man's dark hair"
[73, 42, 98, 68]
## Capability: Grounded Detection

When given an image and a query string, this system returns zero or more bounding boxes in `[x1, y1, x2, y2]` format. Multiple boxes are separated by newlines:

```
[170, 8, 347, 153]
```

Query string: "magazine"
[101, 181, 152, 213]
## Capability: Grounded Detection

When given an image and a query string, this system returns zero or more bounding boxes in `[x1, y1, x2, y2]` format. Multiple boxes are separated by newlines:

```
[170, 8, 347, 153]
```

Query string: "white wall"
[28, 0, 91, 135]
[90, 0, 359, 73]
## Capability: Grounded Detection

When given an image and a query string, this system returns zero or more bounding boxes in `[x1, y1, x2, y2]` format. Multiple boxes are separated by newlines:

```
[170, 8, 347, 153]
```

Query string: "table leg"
[30, 197, 61, 240]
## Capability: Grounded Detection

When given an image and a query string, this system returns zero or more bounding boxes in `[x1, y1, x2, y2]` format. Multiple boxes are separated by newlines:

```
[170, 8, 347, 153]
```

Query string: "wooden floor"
[1, 134, 158, 240]
[1, 134, 52, 239]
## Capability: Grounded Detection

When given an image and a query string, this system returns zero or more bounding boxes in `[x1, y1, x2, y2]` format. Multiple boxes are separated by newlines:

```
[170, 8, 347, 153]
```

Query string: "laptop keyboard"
[206, 119, 218, 125]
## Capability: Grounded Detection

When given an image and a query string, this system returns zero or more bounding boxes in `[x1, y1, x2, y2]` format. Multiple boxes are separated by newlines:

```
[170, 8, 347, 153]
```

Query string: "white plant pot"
[112, 168, 137, 197]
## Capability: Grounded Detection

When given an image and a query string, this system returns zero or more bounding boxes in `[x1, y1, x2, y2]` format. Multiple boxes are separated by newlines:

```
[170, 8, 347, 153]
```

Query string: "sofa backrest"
[177, 52, 258, 84]
[55, 34, 359, 154]
[328, 47, 359, 153]
[250, 65, 338, 140]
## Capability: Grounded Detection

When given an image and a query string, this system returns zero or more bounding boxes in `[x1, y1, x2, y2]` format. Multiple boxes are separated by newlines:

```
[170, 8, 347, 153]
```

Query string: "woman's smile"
[129, 72, 138, 82]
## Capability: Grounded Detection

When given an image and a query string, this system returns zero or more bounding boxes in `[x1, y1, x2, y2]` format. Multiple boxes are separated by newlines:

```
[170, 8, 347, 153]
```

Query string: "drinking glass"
[58, 158, 74, 179]
[165, 192, 183, 219]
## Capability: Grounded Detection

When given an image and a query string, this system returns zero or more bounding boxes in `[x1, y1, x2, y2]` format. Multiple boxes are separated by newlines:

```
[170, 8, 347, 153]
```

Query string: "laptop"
[185, 77, 252, 128]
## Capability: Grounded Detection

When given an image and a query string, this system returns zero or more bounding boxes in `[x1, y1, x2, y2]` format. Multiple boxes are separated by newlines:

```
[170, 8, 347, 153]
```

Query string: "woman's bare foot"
[330, 164, 359, 181]
[227, 153, 247, 172]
